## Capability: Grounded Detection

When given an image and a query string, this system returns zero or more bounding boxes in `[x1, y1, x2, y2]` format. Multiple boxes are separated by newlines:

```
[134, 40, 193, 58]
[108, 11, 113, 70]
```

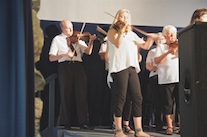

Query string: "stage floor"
[58, 125, 181, 137]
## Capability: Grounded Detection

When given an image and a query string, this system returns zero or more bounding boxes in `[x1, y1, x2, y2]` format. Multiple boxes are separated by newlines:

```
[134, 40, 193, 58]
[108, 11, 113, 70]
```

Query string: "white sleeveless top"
[107, 31, 140, 87]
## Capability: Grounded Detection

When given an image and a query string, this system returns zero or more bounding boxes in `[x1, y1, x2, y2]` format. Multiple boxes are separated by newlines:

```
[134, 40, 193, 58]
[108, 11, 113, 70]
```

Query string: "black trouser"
[110, 83, 132, 123]
[149, 75, 163, 126]
[122, 92, 132, 121]
[111, 67, 143, 117]
[110, 89, 132, 124]
[160, 83, 179, 115]
[58, 61, 88, 127]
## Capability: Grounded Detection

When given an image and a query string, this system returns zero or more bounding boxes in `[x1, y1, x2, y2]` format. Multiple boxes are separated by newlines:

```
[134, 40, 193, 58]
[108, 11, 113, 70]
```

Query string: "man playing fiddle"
[49, 20, 96, 130]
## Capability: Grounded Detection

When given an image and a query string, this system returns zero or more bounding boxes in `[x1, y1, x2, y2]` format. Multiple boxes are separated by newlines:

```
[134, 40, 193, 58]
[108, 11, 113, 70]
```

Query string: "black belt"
[150, 75, 158, 79]
[60, 61, 81, 64]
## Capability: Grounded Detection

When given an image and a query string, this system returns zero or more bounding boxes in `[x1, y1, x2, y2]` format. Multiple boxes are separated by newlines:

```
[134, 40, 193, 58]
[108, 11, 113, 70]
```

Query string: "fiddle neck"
[112, 24, 128, 34]
[112, 24, 119, 32]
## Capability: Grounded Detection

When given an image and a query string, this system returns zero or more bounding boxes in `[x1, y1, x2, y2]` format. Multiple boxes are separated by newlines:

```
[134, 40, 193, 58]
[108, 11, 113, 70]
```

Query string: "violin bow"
[131, 26, 148, 36]
[104, 11, 116, 19]
[78, 22, 86, 40]
[96, 26, 108, 35]
[72, 22, 86, 55]
[104, 11, 149, 36]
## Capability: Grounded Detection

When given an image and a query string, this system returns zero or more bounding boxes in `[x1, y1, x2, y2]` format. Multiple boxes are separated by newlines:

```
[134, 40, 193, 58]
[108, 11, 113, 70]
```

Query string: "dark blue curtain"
[0, 0, 34, 137]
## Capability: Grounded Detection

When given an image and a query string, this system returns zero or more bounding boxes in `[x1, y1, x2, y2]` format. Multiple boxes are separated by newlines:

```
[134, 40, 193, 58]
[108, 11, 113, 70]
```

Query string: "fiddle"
[70, 31, 91, 43]
[105, 11, 149, 35]
[70, 31, 103, 43]
[104, 11, 128, 33]
[113, 20, 128, 33]
[169, 40, 178, 48]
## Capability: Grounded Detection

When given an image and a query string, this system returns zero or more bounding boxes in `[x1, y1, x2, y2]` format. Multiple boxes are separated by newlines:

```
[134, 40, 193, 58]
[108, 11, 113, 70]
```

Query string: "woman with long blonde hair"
[107, 9, 157, 137]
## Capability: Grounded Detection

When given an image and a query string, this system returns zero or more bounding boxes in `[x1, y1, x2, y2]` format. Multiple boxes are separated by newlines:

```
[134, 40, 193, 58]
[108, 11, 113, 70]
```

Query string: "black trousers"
[160, 83, 179, 115]
[122, 92, 132, 121]
[109, 83, 132, 123]
[149, 75, 163, 126]
[111, 66, 143, 117]
[109, 82, 132, 123]
[58, 61, 88, 127]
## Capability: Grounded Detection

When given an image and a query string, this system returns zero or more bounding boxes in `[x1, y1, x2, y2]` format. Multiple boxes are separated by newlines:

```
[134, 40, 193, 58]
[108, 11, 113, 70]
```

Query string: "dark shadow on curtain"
[82, 40, 112, 126]
[36, 24, 61, 131]
[23, 0, 35, 136]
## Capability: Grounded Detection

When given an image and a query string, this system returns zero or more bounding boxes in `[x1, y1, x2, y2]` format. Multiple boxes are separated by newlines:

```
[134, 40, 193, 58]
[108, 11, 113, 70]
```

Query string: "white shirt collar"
[61, 32, 68, 38]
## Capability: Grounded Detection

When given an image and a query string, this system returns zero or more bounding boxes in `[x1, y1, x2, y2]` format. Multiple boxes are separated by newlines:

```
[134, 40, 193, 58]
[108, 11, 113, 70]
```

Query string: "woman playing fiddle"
[107, 9, 157, 137]
[154, 25, 179, 135]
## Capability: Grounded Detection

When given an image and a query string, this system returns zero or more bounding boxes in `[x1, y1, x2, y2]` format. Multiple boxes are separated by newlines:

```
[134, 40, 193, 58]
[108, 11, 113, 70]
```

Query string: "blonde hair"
[155, 32, 165, 40]
[155, 32, 166, 43]
[110, 9, 132, 31]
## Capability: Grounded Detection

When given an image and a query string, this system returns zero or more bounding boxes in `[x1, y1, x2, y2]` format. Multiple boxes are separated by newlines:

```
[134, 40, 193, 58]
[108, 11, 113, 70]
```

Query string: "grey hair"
[162, 25, 177, 36]
[60, 21, 64, 28]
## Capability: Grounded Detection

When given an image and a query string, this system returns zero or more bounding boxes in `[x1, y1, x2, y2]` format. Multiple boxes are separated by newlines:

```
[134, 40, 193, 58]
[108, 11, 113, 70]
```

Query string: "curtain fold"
[0, 0, 34, 136]
[23, 0, 35, 136]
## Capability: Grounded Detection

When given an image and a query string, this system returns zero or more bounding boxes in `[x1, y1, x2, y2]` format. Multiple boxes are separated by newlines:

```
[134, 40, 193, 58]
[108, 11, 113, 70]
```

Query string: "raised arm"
[136, 33, 157, 50]
[107, 28, 124, 48]
[84, 34, 96, 55]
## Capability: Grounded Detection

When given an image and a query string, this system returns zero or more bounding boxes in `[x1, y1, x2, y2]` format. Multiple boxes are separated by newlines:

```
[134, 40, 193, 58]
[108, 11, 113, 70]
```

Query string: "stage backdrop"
[36, 0, 206, 131]
[36, 20, 183, 130]
[37, 0, 207, 28]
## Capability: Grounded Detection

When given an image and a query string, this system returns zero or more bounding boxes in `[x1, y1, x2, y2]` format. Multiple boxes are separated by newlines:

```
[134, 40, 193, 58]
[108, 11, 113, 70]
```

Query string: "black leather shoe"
[80, 125, 94, 130]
